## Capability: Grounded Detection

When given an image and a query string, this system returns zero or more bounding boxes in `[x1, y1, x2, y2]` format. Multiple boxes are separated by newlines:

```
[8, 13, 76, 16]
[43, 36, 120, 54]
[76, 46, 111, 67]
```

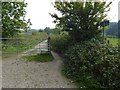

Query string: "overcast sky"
[25, 0, 120, 29]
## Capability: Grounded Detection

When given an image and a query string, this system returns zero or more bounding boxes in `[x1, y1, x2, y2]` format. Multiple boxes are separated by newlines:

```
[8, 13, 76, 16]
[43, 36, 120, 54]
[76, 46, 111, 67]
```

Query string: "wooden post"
[48, 36, 51, 54]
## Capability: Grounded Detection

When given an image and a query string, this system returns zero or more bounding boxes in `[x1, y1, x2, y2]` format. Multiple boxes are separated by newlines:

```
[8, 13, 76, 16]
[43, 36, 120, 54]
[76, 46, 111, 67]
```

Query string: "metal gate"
[1, 36, 50, 58]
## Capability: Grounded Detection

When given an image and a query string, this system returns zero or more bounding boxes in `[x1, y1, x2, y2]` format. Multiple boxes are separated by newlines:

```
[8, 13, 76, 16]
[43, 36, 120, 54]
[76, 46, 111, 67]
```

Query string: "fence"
[1, 37, 50, 56]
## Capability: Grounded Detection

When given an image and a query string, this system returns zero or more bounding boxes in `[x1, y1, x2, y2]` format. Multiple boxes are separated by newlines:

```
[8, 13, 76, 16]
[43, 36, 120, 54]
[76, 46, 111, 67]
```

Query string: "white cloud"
[107, 0, 119, 22]
[25, 0, 56, 29]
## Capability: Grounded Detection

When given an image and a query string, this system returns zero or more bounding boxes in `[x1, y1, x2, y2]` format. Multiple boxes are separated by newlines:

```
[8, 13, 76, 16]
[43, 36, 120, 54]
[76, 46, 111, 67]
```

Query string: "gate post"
[48, 36, 51, 54]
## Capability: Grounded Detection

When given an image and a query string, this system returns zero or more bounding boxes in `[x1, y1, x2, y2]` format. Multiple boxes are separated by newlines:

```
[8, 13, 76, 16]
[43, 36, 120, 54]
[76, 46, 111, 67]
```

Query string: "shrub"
[51, 33, 72, 53]
[32, 32, 37, 35]
[63, 38, 120, 88]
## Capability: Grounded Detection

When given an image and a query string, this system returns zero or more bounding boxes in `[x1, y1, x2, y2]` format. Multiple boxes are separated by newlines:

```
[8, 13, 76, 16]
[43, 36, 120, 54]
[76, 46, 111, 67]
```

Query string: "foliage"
[51, 27, 61, 35]
[105, 22, 119, 37]
[32, 32, 37, 35]
[38, 29, 43, 32]
[2, 2, 31, 38]
[63, 39, 120, 88]
[22, 53, 54, 62]
[51, 1, 111, 42]
[44, 27, 52, 35]
[118, 20, 120, 38]
[51, 32, 72, 53]
[0, 2, 1, 28]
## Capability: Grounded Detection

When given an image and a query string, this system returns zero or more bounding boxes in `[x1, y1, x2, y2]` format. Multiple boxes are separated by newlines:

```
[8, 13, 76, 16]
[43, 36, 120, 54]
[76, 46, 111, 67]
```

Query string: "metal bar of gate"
[1, 38, 46, 54]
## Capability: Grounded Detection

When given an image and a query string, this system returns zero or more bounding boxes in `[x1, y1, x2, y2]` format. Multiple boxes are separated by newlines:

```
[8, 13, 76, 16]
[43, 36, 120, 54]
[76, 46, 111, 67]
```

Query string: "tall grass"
[51, 33, 72, 53]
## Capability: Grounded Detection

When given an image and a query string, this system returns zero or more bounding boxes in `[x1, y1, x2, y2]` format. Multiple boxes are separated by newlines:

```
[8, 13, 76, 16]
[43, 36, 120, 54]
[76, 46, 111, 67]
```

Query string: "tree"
[44, 27, 52, 35]
[52, 27, 61, 34]
[0, 2, 2, 25]
[0, 2, 2, 36]
[50, 1, 111, 42]
[105, 22, 118, 37]
[118, 20, 120, 38]
[38, 29, 43, 32]
[2, 2, 32, 38]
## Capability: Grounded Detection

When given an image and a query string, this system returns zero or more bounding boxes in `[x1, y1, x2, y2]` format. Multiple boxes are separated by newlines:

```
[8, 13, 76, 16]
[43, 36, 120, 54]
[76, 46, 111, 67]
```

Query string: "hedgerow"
[63, 39, 120, 88]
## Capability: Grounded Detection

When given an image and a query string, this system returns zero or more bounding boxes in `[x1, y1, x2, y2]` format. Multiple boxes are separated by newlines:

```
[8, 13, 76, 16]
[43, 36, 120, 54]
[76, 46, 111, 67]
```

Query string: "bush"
[51, 33, 72, 53]
[63, 38, 120, 88]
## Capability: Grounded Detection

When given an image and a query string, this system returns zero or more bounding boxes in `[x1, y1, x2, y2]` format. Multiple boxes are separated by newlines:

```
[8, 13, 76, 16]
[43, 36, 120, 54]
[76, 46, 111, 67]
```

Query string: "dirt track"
[2, 41, 77, 88]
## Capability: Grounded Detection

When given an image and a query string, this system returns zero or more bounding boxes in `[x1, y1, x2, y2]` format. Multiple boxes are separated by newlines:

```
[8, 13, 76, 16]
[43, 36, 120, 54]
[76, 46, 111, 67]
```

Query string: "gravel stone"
[2, 40, 77, 88]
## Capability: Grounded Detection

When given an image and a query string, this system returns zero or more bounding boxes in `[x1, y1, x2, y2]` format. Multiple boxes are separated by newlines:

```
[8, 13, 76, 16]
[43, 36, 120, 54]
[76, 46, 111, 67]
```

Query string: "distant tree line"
[38, 27, 54, 35]
[105, 21, 120, 38]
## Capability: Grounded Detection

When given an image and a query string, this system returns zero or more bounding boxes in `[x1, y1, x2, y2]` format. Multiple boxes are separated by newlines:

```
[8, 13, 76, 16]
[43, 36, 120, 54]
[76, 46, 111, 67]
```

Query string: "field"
[106, 37, 120, 47]
[2, 32, 48, 57]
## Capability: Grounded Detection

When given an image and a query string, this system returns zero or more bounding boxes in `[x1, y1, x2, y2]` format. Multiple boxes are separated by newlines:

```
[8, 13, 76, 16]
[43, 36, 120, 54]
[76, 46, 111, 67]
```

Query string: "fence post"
[48, 36, 51, 54]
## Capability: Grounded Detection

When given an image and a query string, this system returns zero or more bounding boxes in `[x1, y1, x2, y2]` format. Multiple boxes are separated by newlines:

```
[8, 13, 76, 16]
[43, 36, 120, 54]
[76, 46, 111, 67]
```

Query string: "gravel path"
[2, 41, 77, 88]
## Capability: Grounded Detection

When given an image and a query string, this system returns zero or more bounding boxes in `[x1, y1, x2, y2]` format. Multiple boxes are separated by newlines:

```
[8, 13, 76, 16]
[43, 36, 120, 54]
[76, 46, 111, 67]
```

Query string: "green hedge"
[51, 33, 72, 53]
[63, 39, 120, 88]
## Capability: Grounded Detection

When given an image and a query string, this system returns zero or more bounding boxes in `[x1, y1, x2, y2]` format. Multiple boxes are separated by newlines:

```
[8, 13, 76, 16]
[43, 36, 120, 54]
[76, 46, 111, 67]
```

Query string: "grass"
[22, 53, 54, 62]
[106, 37, 120, 47]
[2, 32, 48, 55]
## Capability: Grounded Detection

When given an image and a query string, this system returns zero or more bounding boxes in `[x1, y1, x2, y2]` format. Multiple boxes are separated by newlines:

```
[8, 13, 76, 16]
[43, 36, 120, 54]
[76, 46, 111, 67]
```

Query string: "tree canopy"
[44, 27, 52, 35]
[51, 1, 111, 41]
[0, 2, 2, 35]
[105, 22, 118, 37]
[2, 2, 31, 38]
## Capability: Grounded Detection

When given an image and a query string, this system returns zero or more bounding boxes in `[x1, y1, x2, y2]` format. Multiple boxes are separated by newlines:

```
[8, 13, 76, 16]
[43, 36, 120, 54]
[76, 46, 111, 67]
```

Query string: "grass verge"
[22, 53, 54, 62]
[106, 37, 120, 47]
